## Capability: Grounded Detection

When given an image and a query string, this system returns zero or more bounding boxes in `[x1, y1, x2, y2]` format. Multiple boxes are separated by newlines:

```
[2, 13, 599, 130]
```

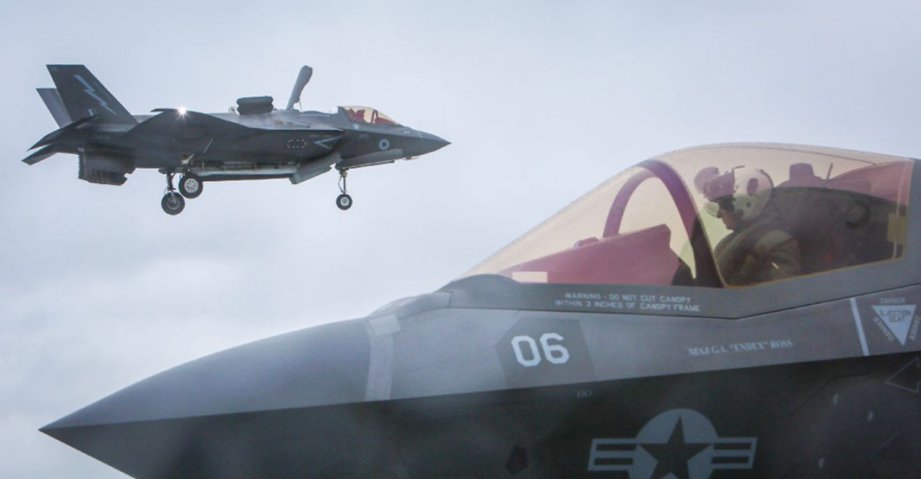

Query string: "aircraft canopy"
[463, 144, 913, 288]
[340, 106, 400, 126]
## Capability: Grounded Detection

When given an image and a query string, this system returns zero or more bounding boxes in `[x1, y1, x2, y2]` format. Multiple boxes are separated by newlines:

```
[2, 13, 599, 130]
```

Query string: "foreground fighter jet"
[43, 144, 921, 477]
[24, 65, 449, 214]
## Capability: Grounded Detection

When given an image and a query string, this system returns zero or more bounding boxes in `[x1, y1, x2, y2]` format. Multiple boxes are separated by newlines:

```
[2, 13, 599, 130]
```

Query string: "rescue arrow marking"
[886, 357, 921, 394]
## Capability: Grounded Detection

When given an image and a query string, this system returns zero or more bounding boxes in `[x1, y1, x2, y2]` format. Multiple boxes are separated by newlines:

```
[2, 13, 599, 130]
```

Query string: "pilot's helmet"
[694, 166, 774, 222]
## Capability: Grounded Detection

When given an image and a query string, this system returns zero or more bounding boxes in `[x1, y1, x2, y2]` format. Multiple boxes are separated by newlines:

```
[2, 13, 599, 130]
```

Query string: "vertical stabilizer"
[37, 88, 72, 127]
[47, 65, 136, 124]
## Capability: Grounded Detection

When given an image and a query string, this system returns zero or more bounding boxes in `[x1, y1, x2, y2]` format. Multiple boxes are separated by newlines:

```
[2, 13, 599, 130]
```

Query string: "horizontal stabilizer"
[22, 145, 58, 165]
[30, 116, 95, 150]
[37, 88, 72, 127]
[47, 65, 136, 124]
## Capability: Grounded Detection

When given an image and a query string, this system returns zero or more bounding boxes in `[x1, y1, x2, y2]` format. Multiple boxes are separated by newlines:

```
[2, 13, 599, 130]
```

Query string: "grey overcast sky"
[3, 1, 921, 477]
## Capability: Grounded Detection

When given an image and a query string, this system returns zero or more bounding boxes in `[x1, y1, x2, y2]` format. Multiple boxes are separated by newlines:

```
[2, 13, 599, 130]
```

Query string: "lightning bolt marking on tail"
[74, 74, 117, 115]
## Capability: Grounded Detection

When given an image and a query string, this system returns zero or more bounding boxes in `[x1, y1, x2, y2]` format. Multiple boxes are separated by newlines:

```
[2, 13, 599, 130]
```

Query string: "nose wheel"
[160, 171, 186, 215]
[336, 169, 353, 210]
[336, 193, 353, 210]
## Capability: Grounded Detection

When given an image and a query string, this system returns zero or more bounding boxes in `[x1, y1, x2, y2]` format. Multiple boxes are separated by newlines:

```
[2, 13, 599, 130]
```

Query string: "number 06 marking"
[511, 333, 570, 367]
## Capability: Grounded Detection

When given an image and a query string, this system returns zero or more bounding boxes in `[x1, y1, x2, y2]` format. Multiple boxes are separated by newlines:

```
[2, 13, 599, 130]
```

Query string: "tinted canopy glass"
[340, 106, 400, 126]
[463, 144, 913, 288]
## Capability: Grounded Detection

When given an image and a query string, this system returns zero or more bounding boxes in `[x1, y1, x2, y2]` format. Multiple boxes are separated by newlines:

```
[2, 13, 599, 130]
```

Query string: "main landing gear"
[160, 171, 205, 215]
[178, 173, 203, 199]
[161, 172, 185, 215]
[336, 169, 353, 210]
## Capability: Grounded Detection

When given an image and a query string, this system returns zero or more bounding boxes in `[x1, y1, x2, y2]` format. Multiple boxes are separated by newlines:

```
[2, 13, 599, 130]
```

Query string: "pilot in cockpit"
[695, 166, 802, 286]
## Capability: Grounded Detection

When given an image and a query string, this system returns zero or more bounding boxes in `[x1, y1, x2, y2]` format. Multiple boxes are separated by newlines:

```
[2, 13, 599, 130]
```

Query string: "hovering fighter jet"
[43, 144, 921, 477]
[24, 65, 449, 214]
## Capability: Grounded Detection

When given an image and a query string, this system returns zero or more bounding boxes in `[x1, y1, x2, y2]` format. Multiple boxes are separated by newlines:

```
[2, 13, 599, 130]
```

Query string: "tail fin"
[47, 65, 136, 124]
[37, 88, 72, 127]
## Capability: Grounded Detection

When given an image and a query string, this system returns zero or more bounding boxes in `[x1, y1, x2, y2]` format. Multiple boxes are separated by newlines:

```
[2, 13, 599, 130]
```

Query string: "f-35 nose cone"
[411, 131, 450, 156]
[41, 320, 373, 478]
[427, 134, 450, 150]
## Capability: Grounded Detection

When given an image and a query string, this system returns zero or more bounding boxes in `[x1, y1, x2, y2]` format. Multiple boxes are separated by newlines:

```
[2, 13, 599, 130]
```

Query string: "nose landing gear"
[336, 169, 353, 210]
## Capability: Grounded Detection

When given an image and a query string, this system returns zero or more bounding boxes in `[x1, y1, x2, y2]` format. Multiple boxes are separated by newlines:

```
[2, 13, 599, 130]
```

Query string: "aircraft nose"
[427, 133, 450, 149]
[415, 131, 450, 155]
[41, 320, 373, 477]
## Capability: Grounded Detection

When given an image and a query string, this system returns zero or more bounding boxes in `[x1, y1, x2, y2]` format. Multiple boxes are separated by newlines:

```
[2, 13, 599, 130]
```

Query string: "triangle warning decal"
[872, 304, 917, 346]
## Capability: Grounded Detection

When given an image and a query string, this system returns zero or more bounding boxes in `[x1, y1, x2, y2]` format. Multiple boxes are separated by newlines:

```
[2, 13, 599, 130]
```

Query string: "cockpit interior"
[464, 144, 912, 288]
[340, 106, 400, 126]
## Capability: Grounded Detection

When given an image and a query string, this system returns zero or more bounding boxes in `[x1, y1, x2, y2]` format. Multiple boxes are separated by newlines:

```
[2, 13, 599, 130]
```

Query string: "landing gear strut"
[161, 171, 185, 215]
[336, 169, 352, 210]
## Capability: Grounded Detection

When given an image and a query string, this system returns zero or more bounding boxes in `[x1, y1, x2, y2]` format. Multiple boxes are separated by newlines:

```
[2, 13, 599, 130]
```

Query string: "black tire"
[161, 192, 185, 215]
[336, 194, 353, 210]
[178, 174, 203, 199]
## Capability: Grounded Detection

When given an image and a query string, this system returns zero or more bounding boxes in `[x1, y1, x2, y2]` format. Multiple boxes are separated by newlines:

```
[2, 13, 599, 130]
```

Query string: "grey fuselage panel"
[42, 281, 921, 478]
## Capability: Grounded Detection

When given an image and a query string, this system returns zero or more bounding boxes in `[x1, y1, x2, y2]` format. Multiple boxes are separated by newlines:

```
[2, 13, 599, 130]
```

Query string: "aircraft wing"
[128, 109, 342, 142]
[127, 109, 253, 140]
